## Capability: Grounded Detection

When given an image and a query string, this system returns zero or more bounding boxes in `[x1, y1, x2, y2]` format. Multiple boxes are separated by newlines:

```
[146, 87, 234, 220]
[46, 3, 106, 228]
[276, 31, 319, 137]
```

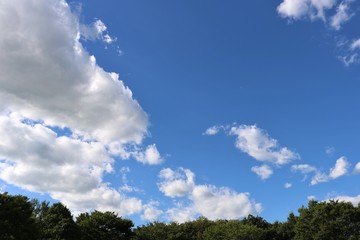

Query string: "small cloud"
[329, 156, 350, 179]
[251, 165, 273, 180]
[80, 19, 117, 45]
[284, 182, 292, 188]
[203, 125, 223, 136]
[292, 157, 350, 185]
[325, 146, 335, 157]
[353, 162, 360, 174]
[134, 144, 164, 165]
[307, 195, 316, 201]
[350, 38, 360, 50]
[158, 168, 195, 198]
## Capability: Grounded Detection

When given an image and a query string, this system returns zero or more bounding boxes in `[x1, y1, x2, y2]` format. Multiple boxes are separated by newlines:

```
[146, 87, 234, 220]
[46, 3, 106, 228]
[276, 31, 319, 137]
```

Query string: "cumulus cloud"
[229, 125, 299, 165]
[134, 144, 164, 165]
[158, 168, 261, 222]
[277, 0, 336, 20]
[251, 165, 273, 180]
[158, 168, 195, 198]
[292, 157, 350, 185]
[0, 0, 163, 218]
[141, 201, 163, 222]
[284, 182, 293, 188]
[329, 156, 350, 179]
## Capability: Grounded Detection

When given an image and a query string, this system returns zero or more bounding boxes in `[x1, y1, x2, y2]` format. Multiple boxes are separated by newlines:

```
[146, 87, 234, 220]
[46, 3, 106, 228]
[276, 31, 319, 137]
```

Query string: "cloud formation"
[0, 0, 162, 217]
[251, 165, 274, 180]
[277, 0, 360, 65]
[158, 168, 261, 222]
[229, 125, 299, 165]
[292, 156, 350, 185]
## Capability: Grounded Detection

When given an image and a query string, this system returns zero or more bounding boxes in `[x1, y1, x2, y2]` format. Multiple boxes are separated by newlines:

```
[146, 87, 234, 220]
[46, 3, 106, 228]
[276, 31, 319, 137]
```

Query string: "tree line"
[1, 192, 360, 239]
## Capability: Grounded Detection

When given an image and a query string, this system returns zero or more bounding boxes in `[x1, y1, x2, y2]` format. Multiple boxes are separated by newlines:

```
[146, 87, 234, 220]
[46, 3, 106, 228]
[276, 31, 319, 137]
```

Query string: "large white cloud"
[158, 168, 261, 222]
[0, 0, 147, 146]
[0, 0, 163, 217]
[229, 125, 299, 165]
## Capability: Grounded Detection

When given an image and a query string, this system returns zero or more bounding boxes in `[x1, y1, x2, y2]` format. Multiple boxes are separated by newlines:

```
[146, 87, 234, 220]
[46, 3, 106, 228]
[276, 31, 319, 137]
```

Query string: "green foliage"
[3, 192, 360, 240]
[77, 210, 133, 240]
[41, 202, 80, 240]
[202, 220, 267, 240]
[294, 200, 360, 240]
[0, 192, 38, 240]
[133, 221, 182, 240]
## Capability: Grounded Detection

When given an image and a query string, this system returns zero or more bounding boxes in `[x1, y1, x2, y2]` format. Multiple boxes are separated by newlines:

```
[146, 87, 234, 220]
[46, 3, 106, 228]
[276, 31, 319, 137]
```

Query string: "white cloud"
[277, 0, 360, 66]
[0, 114, 145, 216]
[158, 168, 195, 198]
[134, 144, 164, 165]
[0, 0, 148, 146]
[291, 164, 317, 174]
[277, 0, 310, 19]
[284, 182, 293, 188]
[158, 168, 262, 222]
[329, 156, 350, 179]
[310, 171, 330, 185]
[251, 165, 273, 180]
[0, 0, 162, 218]
[307, 195, 317, 200]
[141, 201, 163, 222]
[311, 0, 337, 20]
[354, 162, 360, 174]
[80, 19, 116, 44]
[190, 185, 261, 221]
[229, 125, 299, 165]
[331, 194, 360, 206]
[330, 0, 355, 30]
[277, 0, 336, 20]
[292, 157, 350, 185]
[350, 38, 360, 50]
[325, 146, 335, 156]
[203, 125, 223, 135]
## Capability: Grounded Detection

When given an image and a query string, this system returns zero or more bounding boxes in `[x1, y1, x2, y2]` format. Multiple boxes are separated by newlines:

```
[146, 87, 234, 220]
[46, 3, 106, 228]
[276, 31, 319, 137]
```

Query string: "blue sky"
[1, 0, 360, 225]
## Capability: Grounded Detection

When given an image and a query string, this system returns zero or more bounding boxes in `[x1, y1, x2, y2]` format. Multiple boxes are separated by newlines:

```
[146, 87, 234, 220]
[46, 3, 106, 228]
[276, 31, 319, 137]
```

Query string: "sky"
[0, 0, 360, 225]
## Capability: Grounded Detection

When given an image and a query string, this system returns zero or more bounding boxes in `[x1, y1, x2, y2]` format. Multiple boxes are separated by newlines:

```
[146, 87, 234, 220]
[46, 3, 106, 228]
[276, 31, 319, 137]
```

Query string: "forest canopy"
[1, 192, 360, 240]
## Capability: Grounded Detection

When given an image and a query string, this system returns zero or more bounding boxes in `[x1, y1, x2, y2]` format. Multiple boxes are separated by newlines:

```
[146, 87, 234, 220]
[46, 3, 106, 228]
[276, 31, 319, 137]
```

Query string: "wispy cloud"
[277, 0, 360, 66]
[292, 156, 351, 185]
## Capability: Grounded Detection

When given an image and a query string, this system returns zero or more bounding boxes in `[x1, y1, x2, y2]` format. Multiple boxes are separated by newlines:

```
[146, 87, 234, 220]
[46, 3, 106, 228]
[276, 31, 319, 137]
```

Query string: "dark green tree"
[0, 192, 39, 240]
[41, 202, 80, 240]
[77, 210, 133, 240]
[178, 217, 214, 240]
[294, 200, 360, 240]
[202, 220, 267, 240]
[133, 221, 178, 240]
